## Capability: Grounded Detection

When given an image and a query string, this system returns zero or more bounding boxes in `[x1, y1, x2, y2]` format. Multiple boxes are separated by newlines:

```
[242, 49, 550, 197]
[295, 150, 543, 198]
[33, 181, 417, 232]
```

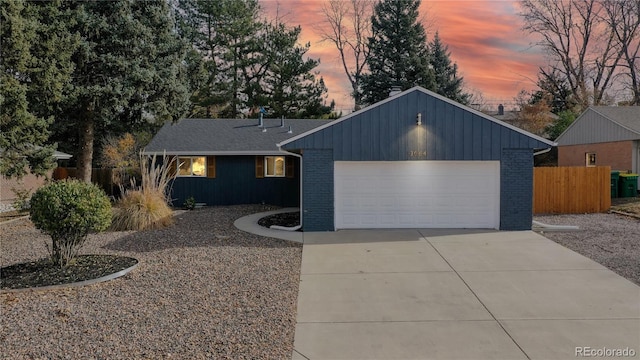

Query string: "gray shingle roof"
[591, 106, 640, 134]
[144, 118, 332, 155]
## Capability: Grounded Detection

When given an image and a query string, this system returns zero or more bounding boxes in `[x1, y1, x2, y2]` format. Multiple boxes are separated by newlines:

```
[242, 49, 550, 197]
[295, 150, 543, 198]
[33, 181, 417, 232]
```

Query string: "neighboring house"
[0, 150, 73, 207]
[144, 118, 332, 207]
[556, 106, 640, 188]
[279, 87, 555, 231]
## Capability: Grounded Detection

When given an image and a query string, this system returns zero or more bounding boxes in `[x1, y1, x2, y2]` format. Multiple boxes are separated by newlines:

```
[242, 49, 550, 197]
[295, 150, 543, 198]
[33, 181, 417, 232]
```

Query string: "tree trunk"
[77, 117, 94, 183]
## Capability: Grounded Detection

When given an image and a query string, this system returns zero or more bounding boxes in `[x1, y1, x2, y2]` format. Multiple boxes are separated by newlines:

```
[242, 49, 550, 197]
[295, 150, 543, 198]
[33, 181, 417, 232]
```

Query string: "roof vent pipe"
[287, 125, 292, 134]
[258, 113, 263, 127]
[281, 116, 285, 127]
[389, 86, 402, 97]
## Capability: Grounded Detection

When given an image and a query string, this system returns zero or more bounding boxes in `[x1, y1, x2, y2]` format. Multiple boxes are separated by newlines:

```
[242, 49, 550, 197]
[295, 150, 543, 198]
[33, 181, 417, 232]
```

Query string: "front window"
[178, 157, 206, 176]
[265, 156, 285, 177]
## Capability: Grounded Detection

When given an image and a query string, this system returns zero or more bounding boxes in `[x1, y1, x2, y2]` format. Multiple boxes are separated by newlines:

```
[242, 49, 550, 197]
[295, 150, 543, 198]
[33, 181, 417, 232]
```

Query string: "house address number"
[408, 151, 427, 157]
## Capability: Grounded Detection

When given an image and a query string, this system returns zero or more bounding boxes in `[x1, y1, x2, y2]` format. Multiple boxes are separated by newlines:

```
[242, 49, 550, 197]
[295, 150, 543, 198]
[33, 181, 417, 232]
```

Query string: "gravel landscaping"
[1, 205, 302, 359]
[535, 213, 640, 285]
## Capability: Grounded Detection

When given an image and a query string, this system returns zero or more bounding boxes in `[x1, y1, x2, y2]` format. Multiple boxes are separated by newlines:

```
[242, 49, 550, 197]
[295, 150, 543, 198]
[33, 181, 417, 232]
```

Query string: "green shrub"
[29, 180, 112, 267]
[183, 196, 196, 210]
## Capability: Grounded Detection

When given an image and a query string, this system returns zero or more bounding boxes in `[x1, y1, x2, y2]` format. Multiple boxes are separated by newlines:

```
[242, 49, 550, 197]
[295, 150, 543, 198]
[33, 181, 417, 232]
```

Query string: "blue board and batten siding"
[170, 156, 299, 207]
[284, 90, 547, 160]
[282, 88, 553, 231]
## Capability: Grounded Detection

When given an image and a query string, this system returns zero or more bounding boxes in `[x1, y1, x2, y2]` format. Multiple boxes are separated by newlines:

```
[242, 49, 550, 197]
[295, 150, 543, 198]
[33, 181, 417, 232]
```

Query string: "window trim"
[264, 156, 286, 177]
[177, 156, 207, 177]
[585, 152, 596, 167]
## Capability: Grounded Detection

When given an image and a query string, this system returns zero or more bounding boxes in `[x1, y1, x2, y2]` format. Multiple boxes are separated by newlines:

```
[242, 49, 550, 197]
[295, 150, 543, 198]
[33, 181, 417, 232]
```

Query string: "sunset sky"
[261, 0, 546, 114]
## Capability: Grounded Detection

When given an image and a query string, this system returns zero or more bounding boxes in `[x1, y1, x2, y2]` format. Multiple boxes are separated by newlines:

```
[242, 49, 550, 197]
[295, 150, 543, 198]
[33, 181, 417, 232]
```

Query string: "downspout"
[533, 147, 552, 156]
[271, 147, 303, 232]
[531, 146, 580, 231]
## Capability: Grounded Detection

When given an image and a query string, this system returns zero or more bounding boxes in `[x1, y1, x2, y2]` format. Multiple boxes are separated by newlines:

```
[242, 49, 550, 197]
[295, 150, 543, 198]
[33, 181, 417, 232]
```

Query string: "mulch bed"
[257, 211, 300, 228]
[1, 255, 138, 290]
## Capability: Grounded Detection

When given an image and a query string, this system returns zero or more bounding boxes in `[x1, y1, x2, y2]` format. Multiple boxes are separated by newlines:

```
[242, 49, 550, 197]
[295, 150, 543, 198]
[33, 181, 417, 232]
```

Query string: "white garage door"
[334, 161, 500, 229]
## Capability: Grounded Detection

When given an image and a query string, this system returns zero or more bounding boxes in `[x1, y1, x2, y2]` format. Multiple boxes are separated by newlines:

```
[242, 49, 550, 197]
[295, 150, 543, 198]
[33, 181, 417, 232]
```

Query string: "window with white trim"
[265, 156, 285, 177]
[178, 156, 206, 176]
[586, 153, 596, 167]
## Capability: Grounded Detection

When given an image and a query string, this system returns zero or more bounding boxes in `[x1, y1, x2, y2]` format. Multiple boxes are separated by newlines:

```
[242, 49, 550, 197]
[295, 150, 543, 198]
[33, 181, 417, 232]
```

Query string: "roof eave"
[142, 150, 288, 156]
[279, 86, 556, 148]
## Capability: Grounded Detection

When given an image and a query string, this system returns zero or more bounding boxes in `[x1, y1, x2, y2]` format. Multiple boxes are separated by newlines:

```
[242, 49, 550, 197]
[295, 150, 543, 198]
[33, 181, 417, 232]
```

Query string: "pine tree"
[48, 1, 191, 182]
[0, 0, 75, 178]
[176, 0, 333, 119]
[260, 22, 333, 119]
[177, 0, 265, 118]
[429, 32, 469, 104]
[361, 0, 435, 105]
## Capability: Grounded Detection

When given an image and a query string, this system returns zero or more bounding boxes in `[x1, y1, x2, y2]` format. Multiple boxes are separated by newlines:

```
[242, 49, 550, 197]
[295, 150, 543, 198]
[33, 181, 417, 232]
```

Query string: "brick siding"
[558, 141, 633, 171]
[500, 149, 534, 230]
[302, 149, 334, 231]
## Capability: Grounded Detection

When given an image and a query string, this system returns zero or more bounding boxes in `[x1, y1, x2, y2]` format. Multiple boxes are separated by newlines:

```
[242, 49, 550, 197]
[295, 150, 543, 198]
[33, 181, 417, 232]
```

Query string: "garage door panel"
[334, 161, 500, 229]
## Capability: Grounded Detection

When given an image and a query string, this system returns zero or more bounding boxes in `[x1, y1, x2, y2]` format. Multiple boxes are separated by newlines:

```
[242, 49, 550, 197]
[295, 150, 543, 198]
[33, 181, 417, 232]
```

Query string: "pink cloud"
[261, 0, 545, 112]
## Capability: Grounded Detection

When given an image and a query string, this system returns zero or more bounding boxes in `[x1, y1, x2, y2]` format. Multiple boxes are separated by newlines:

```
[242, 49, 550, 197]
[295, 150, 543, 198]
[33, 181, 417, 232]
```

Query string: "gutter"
[274, 147, 303, 232]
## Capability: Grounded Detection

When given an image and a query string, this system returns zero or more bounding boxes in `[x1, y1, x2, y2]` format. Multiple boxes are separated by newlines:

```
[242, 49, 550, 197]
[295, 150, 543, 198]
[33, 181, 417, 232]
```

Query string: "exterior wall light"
[416, 113, 422, 126]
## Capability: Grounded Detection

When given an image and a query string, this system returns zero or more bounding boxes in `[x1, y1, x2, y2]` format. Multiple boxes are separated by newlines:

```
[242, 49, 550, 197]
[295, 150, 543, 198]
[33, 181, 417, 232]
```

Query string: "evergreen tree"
[0, 0, 75, 178]
[531, 69, 579, 114]
[361, 0, 435, 105]
[177, 0, 265, 118]
[48, 1, 191, 182]
[260, 22, 333, 119]
[545, 110, 575, 140]
[176, 0, 333, 119]
[429, 32, 469, 104]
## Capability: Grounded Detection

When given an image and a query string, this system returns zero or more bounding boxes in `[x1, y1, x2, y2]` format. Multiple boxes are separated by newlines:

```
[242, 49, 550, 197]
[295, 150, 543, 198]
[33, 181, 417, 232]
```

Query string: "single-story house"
[0, 150, 73, 206]
[556, 106, 640, 188]
[146, 86, 555, 231]
[278, 86, 555, 231]
[144, 117, 332, 207]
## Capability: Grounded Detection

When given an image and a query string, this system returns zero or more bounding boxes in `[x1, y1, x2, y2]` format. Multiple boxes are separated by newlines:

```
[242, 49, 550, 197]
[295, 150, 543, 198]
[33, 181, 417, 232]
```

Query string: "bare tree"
[467, 87, 490, 112]
[520, 0, 629, 110]
[317, 0, 372, 110]
[603, 0, 640, 105]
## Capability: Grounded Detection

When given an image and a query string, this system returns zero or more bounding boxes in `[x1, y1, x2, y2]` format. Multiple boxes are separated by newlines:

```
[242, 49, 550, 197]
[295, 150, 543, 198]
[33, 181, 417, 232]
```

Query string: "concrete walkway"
[292, 229, 640, 360]
[233, 207, 302, 243]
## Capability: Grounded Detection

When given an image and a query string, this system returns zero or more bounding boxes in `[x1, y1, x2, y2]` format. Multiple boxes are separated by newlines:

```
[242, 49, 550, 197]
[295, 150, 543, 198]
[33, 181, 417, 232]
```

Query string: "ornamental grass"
[111, 154, 175, 231]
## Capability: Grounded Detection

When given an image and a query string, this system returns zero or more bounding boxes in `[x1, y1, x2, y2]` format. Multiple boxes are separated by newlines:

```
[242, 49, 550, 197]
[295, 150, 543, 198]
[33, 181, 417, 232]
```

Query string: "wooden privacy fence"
[56, 167, 115, 196]
[533, 166, 611, 214]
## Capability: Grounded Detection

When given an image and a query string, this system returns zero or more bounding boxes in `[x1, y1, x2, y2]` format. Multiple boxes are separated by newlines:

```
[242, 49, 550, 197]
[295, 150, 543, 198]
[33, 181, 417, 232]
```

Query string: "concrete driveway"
[292, 230, 640, 360]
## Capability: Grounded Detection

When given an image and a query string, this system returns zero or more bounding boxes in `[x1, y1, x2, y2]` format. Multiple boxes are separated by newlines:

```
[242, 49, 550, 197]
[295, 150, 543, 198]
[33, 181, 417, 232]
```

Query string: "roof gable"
[280, 87, 554, 161]
[144, 118, 332, 155]
[556, 106, 640, 145]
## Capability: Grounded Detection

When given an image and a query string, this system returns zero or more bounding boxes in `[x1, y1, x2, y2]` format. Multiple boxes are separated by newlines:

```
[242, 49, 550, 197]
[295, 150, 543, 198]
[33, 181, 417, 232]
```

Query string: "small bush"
[112, 190, 173, 230]
[29, 180, 112, 267]
[183, 196, 196, 210]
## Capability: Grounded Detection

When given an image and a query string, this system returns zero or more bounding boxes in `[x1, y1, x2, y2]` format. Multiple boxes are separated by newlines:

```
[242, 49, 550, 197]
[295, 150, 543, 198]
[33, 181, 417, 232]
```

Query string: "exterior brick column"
[302, 149, 334, 231]
[500, 149, 534, 230]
